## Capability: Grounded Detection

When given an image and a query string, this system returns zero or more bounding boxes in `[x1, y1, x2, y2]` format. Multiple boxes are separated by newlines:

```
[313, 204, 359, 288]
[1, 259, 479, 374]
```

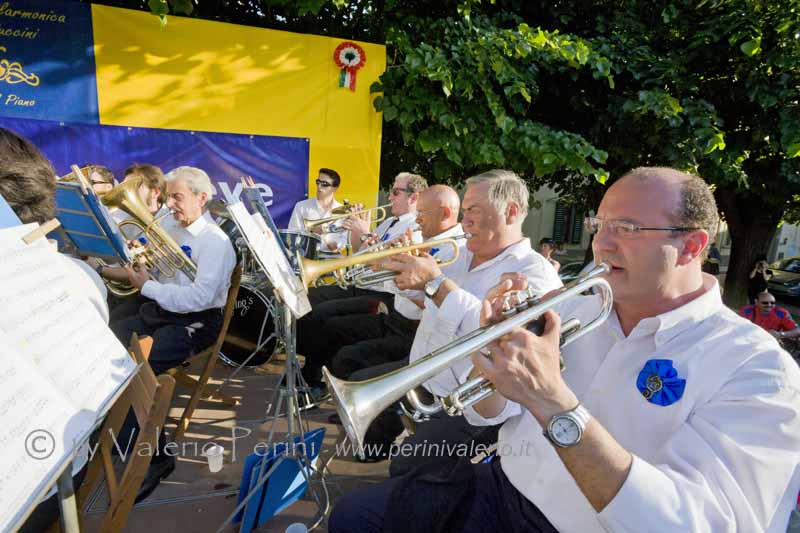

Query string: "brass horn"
[295, 236, 461, 291]
[101, 177, 197, 296]
[303, 203, 391, 233]
[322, 263, 613, 457]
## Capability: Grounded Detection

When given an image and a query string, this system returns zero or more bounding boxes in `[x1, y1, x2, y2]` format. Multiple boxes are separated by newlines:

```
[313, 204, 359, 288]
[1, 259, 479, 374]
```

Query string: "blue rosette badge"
[636, 359, 686, 407]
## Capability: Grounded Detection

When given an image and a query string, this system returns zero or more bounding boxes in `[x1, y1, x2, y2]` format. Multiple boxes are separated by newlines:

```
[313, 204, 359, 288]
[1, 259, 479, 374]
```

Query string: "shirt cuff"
[458, 365, 522, 426]
[434, 287, 479, 335]
[597, 454, 678, 531]
[140, 280, 159, 300]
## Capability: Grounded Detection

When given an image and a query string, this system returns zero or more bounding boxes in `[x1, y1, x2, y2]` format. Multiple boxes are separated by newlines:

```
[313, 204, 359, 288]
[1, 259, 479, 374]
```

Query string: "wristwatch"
[544, 403, 591, 448]
[424, 274, 447, 299]
[94, 263, 104, 276]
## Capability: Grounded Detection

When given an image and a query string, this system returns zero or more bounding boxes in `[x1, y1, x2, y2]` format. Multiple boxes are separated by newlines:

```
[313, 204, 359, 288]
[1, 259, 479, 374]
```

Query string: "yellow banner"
[91, 5, 384, 208]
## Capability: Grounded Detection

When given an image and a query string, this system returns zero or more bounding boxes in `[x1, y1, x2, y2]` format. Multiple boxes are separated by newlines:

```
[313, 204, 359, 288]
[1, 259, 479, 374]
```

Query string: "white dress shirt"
[372, 211, 419, 243]
[287, 197, 349, 251]
[388, 223, 466, 320]
[141, 211, 236, 313]
[287, 197, 342, 231]
[464, 275, 800, 532]
[410, 238, 562, 397]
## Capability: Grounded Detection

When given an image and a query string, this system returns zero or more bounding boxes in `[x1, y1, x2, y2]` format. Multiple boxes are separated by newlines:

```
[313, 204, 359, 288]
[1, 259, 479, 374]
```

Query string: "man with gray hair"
[337, 169, 562, 474]
[111, 165, 236, 502]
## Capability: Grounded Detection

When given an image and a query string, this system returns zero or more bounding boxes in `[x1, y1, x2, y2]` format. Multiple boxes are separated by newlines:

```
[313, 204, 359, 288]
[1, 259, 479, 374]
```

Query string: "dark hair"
[318, 168, 341, 188]
[0, 127, 57, 224]
[124, 163, 165, 194]
[539, 237, 554, 246]
[83, 164, 115, 186]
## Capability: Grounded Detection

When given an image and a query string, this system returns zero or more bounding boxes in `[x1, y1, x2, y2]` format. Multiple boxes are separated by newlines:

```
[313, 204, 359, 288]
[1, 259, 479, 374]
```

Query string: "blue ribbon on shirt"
[181, 245, 192, 258]
[429, 247, 440, 256]
[636, 359, 685, 406]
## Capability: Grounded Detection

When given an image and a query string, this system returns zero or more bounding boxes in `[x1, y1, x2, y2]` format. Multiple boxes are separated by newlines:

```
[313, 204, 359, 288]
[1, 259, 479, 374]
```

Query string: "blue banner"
[0, 117, 309, 227]
[0, 0, 98, 122]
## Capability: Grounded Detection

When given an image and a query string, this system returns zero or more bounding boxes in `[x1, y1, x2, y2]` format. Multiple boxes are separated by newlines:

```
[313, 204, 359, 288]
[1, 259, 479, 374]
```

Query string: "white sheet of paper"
[226, 202, 311, 317]
[0, 233, 135, 413]
[0, 326, 93, 530]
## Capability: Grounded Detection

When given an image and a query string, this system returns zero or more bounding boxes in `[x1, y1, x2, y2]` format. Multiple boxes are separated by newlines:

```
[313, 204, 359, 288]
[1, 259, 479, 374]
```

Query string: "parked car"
[767, 257, 800, 300]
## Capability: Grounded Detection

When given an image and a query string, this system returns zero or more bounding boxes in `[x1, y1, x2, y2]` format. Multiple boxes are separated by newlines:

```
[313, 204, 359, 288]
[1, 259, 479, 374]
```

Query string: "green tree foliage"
[92, 0, 799, 304]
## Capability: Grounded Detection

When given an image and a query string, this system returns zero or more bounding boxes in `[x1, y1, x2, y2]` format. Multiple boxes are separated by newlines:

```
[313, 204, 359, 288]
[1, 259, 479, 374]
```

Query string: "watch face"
[551, 416, 580, 446]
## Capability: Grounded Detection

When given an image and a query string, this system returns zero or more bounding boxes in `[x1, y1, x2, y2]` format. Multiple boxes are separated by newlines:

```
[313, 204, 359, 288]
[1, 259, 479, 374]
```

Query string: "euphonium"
[303, 203, 391, 233]
[101, 178, 197, 296]
[295, 236, 462, 291]
[322, 263, 613, 456]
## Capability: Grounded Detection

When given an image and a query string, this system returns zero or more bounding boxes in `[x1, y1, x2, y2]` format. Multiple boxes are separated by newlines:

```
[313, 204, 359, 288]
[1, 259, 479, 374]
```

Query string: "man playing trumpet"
[339, 169, 562, 474]
[331, 167, 800, 533]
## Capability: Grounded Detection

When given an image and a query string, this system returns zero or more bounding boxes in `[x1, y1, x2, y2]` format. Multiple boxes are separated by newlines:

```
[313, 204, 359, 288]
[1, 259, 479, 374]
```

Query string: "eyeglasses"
[758, 301, 776, 306]
[316, 179, 335, 188]
[390, 187, 414, 196]
[584, 216, 701, 239]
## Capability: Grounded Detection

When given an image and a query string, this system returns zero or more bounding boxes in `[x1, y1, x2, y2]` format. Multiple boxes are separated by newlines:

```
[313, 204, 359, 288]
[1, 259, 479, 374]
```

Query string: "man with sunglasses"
[331, 167, 800, 533]
[287, 168, 346, 250]
[343, 172, 426, 252]
[741, 290, 800, 341]
[295, 173, 427, 398]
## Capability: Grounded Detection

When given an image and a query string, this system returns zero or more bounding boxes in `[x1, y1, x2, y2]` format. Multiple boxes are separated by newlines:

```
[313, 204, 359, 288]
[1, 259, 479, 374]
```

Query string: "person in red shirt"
[740, 291, 800, 341]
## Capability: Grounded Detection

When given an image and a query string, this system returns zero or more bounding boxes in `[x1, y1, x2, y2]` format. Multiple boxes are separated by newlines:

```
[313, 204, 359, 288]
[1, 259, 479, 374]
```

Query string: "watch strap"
[544, 403, 591, 448]
[425, 274, 446, 298]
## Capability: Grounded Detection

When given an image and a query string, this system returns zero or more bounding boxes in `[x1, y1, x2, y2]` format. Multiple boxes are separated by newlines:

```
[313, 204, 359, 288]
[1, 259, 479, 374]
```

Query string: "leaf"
[787, 142, 800, 158]
[383, 105, 398, 121]
[169, 0, 193, 15]
[148, 0, 168, 17]
[739, 37, 761, 57]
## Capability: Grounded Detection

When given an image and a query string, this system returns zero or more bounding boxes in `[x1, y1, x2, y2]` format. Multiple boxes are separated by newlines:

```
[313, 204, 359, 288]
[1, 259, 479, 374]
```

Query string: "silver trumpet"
[322, 263, 613, 456]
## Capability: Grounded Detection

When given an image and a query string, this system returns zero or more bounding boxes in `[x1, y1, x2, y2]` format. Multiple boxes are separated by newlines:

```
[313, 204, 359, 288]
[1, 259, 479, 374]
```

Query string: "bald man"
[300, 185, 465, 391]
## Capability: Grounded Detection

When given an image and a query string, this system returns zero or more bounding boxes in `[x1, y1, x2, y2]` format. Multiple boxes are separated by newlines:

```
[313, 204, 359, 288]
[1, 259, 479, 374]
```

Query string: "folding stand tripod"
[217, 294, 329, 532]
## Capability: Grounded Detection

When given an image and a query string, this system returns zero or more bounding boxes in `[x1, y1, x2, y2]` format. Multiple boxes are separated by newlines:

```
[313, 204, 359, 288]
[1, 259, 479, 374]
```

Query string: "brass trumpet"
[303, 203, 391, 233]
[296, 237, 462, 291]
[322, 263, 613, 456]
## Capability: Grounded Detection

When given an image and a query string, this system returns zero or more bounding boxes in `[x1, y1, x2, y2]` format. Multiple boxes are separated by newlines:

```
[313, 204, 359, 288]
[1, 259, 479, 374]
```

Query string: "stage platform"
[79, 356, 389, 532]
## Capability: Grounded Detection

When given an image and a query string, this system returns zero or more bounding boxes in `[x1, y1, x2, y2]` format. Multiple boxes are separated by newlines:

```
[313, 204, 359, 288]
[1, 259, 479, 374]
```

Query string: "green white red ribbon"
[334, 41, 366, 91]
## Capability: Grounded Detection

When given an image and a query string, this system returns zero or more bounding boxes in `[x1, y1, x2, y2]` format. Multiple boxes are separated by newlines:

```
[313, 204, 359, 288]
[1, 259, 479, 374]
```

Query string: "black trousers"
[350, 361, 501, 478]
[329, 457, 557, 533]
[297, 285, 395, 384]
[111, 301, 222, 375]
[327, 309, 418, 379]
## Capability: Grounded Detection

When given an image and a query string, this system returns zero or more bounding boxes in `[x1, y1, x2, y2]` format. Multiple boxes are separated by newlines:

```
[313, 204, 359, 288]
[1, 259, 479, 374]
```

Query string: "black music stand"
[216, 183, 328, 532]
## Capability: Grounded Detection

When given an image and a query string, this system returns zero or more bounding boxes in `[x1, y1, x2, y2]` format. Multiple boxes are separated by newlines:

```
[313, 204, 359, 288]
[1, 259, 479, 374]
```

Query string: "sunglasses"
[391, 187, 414, 196]
[316, 179, 335, 188]
[759, 301, 775, 306]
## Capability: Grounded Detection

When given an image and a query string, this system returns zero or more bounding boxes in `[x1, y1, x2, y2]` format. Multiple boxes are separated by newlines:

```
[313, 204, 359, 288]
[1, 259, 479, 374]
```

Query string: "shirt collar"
[432, 223, 463, 241]
[313, 197, 341, 215]
[462, 238, 532, 273]
[396, 211, 417, 225]
[186, 211, 211, 237]
[627, 273, 724, 347]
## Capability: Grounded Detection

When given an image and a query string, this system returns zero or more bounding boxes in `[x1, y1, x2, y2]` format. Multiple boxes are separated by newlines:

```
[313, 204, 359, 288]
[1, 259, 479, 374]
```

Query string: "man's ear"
[505, 201, 520, 224]
[678, 229, 709, 265]
[198, 192, 209, 207]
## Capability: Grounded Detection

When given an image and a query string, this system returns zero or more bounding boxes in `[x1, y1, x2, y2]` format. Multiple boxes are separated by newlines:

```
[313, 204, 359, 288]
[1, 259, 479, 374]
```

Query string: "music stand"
[53, 166, 130, 264]
[216, 180, 328, 532]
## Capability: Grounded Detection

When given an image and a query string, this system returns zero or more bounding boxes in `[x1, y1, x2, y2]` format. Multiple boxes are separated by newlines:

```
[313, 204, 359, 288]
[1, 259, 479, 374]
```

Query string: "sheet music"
[227, 202, 311, 317]
[0, 326, 95, 530]
[0, 231, 135, 413]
